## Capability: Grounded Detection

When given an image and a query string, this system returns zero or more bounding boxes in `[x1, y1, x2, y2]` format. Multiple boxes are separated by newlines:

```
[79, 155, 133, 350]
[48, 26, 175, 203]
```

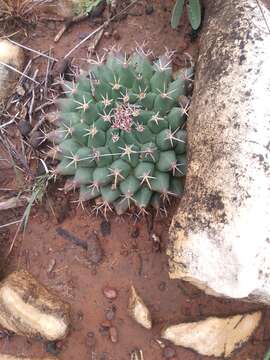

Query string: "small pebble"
[47, 271, 56, 280]
[131, 227, 140, 238]
[91, 267, 97, 276]
[145, 4, 154, 15]
[55, 340, 64, 350]
[104, 30, 112, 39]
[47, 21, 56, 30]
[87, 232, 103, 264]
[103, 286, 118, 300]
[47, 259, 56, 273]
[112, 29, 121, 40]
[79, 32, 89, 40]
[0, 330, 11, 339]
[85, 331, 96, 349]
[18, 120, 32, 136]
[109, 326, 118, 343]
[77, 310, 84, 320]
[105, 305, 116, 321]
[46, 341, 61, 356]
[100, 220, 111, 236]
[158, 281, 166, 292]
[16, 85, 25, 96]
[53, 58, 70, 77]
[163, 346, 176, 358]
[100, 353, 109, 360]
[99, 323, 110, 337]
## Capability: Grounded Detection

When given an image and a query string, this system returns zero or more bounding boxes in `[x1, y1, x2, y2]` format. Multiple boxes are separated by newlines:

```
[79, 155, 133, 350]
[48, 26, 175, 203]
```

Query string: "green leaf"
[171, 0, 185, 29]
[188, 0, 201, 30]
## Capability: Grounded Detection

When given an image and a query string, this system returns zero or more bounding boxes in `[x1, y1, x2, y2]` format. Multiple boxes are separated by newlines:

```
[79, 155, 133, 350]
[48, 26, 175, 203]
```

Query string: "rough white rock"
[168, 0, 270, 303]
[0, 270, 70, 341]
[161, 311, 262, 357]
[128, 286, 152, 329]
[0, 40, 24, 104]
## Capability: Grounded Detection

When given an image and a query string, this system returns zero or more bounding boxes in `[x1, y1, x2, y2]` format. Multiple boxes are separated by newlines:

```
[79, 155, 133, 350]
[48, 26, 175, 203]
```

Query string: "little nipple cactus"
[48, 48, 192, 215]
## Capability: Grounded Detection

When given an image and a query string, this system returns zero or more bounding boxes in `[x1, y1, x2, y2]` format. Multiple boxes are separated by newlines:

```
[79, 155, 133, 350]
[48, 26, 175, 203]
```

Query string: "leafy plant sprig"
[171, 0, 201, 30]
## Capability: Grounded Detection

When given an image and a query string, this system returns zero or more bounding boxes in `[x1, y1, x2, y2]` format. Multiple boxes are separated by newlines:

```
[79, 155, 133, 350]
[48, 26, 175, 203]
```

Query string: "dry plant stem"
[54, 13, 89, 43]
[64, 0, 140, 59]
[88, 28, 104, 55]
[30, 116, 45, 135]
[0, 196, 30, 211]
[255, 0, 270, 33]
[64, 24, 104, 59]
[20, 138, 27, 168]
[44, 48, 52, 98]
[0, 116, 17, 130]
[0, 135, 33, 177]
[19, 59, 32, 84]
[5, 219, 23, 262]
[34, 100, 53, 113]
[0, 30, 21, 39]
[0, 61, 39, 84]
[29, 88, 35, 124]
[8, 39, 58, 62]
[0, 219, 22, 229]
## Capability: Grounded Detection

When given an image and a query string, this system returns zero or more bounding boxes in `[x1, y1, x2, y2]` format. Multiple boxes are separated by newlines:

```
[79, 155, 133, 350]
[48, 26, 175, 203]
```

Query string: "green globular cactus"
[48, 48, 193, 215]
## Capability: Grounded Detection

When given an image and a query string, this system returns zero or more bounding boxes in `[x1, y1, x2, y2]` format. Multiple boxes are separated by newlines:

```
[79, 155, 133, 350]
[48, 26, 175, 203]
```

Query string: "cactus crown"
[48, 47, 191, 215]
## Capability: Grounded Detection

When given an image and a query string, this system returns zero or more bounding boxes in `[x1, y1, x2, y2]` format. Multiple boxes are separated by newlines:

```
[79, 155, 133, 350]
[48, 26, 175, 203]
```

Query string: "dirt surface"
[0, 1, 269, 359]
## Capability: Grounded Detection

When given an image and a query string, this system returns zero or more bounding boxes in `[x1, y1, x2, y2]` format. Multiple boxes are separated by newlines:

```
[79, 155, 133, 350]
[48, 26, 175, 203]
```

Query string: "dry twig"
[0, 195, 30, 211]
[8, 39, 58, 62]
[64, 0, 139, 59]
[54, 13, 89, 43]
[0, 60, 39, 84]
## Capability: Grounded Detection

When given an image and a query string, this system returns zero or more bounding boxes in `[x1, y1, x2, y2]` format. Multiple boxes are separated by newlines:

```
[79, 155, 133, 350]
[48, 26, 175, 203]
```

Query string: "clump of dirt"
[0, 1, 269, 359]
